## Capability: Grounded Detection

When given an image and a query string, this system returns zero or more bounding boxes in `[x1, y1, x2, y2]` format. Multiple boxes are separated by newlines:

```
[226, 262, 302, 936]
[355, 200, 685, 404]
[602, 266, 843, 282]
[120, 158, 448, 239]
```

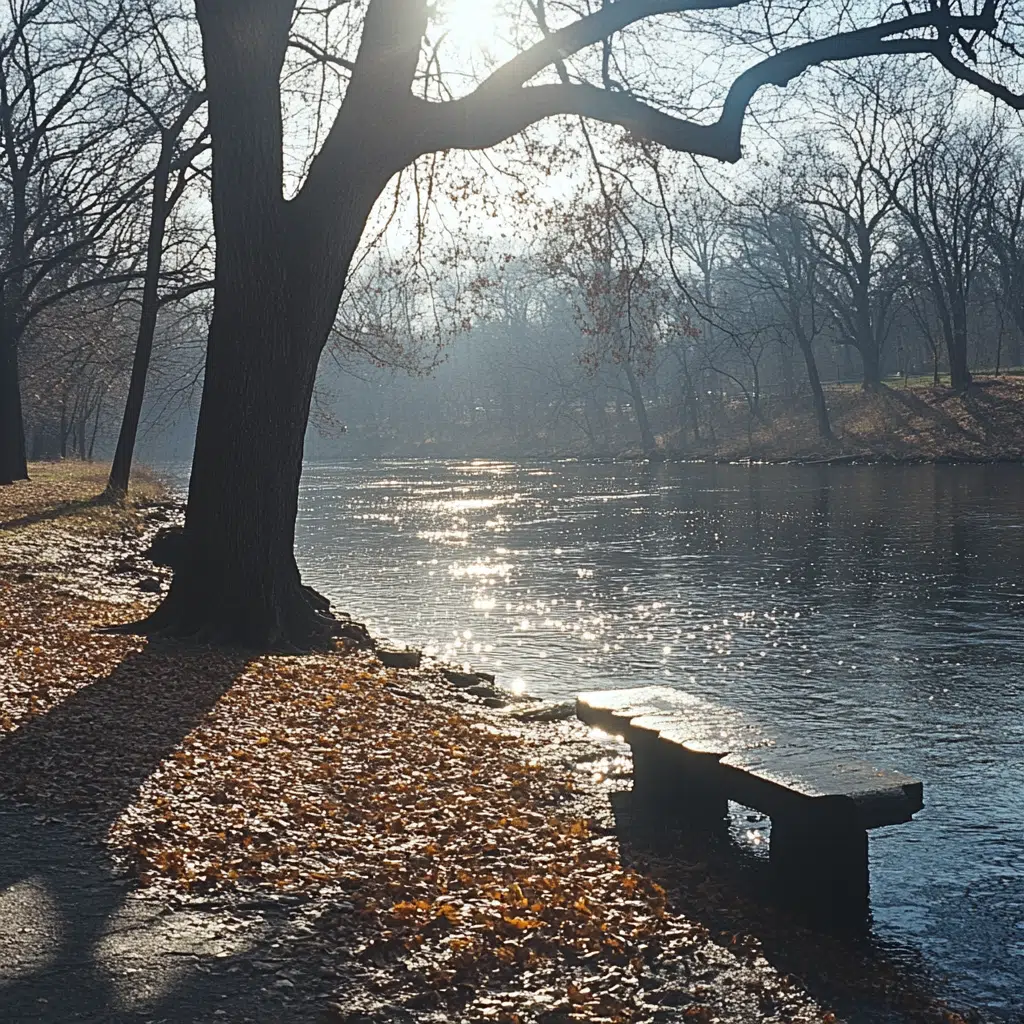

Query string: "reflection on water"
[297, 459, 1023, 1016]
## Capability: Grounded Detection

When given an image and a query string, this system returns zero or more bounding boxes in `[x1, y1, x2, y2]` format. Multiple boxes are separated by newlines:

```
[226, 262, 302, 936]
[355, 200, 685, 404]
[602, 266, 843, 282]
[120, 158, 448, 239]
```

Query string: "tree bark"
[144, 294, 323, 646]
[947, 304, 972, 393]
[796, 333, 832, 441]
[106, 95, 202, 500]
[120, 0, 394, 648]
[135, 169, 387, 646]
[0, 331, 28, 483]
[859, 339, 882, 392]
[139, 203, 367, 647]
[853, 300, 882, 391]
[623, 359, 660, 460]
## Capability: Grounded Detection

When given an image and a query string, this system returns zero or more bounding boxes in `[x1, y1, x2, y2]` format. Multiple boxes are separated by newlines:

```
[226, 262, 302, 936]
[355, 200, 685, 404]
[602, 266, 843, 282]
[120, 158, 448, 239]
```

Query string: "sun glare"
[442, 0, 501, 50]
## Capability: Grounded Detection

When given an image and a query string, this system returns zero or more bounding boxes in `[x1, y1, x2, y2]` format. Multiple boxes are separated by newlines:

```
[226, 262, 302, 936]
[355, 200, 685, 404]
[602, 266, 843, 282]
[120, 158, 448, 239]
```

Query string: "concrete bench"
[576, 686, 923, 919]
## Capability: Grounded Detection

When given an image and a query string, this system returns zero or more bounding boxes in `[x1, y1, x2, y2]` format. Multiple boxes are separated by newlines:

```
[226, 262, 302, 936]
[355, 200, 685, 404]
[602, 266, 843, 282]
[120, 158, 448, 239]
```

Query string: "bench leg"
[769, 814, 869, 925]
[630, 736, 728, 824]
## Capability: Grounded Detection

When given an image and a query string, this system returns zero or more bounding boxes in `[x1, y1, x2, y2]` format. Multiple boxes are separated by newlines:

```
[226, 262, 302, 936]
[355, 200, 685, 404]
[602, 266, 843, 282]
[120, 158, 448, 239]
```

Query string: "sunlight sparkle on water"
[450, 561, 511, 578]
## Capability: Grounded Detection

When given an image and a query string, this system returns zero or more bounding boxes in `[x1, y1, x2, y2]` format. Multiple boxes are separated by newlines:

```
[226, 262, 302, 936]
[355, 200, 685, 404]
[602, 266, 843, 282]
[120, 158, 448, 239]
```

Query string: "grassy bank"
[0, 463, 982, 1023]
[0, 460, 166, 532]
[695, 377, 1024, 463]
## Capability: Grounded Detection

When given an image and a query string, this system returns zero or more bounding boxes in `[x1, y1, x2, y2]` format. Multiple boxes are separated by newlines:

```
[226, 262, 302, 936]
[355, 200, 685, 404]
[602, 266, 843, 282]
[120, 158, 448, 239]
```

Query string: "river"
[191, 459, 1024, 1016]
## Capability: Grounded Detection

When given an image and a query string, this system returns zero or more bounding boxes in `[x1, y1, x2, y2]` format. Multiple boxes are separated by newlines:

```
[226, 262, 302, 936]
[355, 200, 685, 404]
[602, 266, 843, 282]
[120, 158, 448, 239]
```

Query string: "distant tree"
[799, 71, 913, 390]
[884, 114, 1003, 392]
[656, 180, 732, 445]
[545, 184, 667, 459]
[105, 0, 208, 499]
[20, 285, 137, 459]
[733, 182, 834, 439]
[984, 141, 1024, 371]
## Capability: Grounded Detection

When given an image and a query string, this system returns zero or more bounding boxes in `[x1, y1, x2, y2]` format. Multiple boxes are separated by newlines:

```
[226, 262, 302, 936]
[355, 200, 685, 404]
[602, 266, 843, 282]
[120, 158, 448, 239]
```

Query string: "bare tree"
[655, 179, 731, 445]
[104, 0, 208, 499]
[132, 0, 1023, 648]
[984, 138, 1024, 370]
[20, 284, 137, 458]
[799, 70, 913, 390]
[0, 0, 156, 483]
[733, 181, 834, 439]
[884, 110, 1003, 392]
[544, 182, 666, 458]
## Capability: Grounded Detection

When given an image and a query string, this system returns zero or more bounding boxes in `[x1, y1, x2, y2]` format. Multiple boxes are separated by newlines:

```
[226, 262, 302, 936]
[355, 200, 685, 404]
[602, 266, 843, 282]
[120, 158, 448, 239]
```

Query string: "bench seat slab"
[720, 747, 923, 830]
[577, 687, 923, 830]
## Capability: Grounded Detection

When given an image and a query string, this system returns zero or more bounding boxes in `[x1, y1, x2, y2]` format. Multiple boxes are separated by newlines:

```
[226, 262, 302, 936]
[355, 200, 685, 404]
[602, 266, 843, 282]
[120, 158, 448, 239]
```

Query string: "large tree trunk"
[139, 195, 366, 647]
[947, 303, 972, 393]
[0, 331, 28, 484]
[134, 171, 387, 647]
[854, 301, 881, 391]
[124, 0, 400, 649]
[859, 341, 882, 392]
[145, 288, 324, 646]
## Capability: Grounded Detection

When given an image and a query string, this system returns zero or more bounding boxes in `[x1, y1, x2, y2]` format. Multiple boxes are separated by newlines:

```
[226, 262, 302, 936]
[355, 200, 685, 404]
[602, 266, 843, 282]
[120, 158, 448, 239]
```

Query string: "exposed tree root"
[107, 527, 375, 654]
[108, 592, 374, 654]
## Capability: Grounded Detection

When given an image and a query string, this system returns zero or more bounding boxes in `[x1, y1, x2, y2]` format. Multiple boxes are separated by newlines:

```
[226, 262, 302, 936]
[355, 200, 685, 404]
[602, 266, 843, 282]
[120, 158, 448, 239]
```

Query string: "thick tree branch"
[929, 44, 1024, 108]
[720, 8, 1002, 129]
[158, 279, 215, 307]
[415, 7, 1010, 164]
[298, 0, 429, 201]
[412, 82, 724, 157]
[344, 0, 427, 104]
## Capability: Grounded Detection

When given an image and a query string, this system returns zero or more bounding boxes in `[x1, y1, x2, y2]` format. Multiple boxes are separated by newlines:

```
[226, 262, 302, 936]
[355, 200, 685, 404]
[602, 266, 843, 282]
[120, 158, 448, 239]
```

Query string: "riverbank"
[0, 463, 986, 1023]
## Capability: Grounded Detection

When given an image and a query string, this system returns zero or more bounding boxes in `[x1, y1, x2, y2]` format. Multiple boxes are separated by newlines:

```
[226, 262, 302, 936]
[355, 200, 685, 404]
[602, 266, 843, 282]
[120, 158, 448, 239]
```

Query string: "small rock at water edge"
[441, 668, 486, 688]
[377, 647, 422, 670]
[514, 701, 577, 723]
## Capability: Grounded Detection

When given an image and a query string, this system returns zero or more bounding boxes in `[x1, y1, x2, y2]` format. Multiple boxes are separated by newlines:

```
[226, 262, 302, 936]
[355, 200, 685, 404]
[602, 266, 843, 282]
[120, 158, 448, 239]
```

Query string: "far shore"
[334, 376, 1024, 468]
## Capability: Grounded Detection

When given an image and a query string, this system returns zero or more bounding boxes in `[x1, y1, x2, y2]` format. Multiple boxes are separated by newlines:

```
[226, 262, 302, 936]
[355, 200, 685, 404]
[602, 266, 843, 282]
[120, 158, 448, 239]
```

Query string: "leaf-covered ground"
[0, 464, 981, 1023]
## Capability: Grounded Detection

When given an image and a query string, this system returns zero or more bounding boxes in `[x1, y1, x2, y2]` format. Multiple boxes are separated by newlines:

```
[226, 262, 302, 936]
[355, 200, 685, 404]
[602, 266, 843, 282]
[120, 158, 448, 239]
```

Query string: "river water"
[202, 459, 1024, 1015]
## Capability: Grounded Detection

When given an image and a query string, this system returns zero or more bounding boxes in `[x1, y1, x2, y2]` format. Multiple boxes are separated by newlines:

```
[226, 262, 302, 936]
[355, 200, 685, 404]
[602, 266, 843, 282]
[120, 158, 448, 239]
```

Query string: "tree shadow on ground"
[959, 387, 1014, 446]
[0, 496, 113, 533]
[0, 645, 252, 1022]
[885, 388, 983, 447]
[609, 790, 965, 1024]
